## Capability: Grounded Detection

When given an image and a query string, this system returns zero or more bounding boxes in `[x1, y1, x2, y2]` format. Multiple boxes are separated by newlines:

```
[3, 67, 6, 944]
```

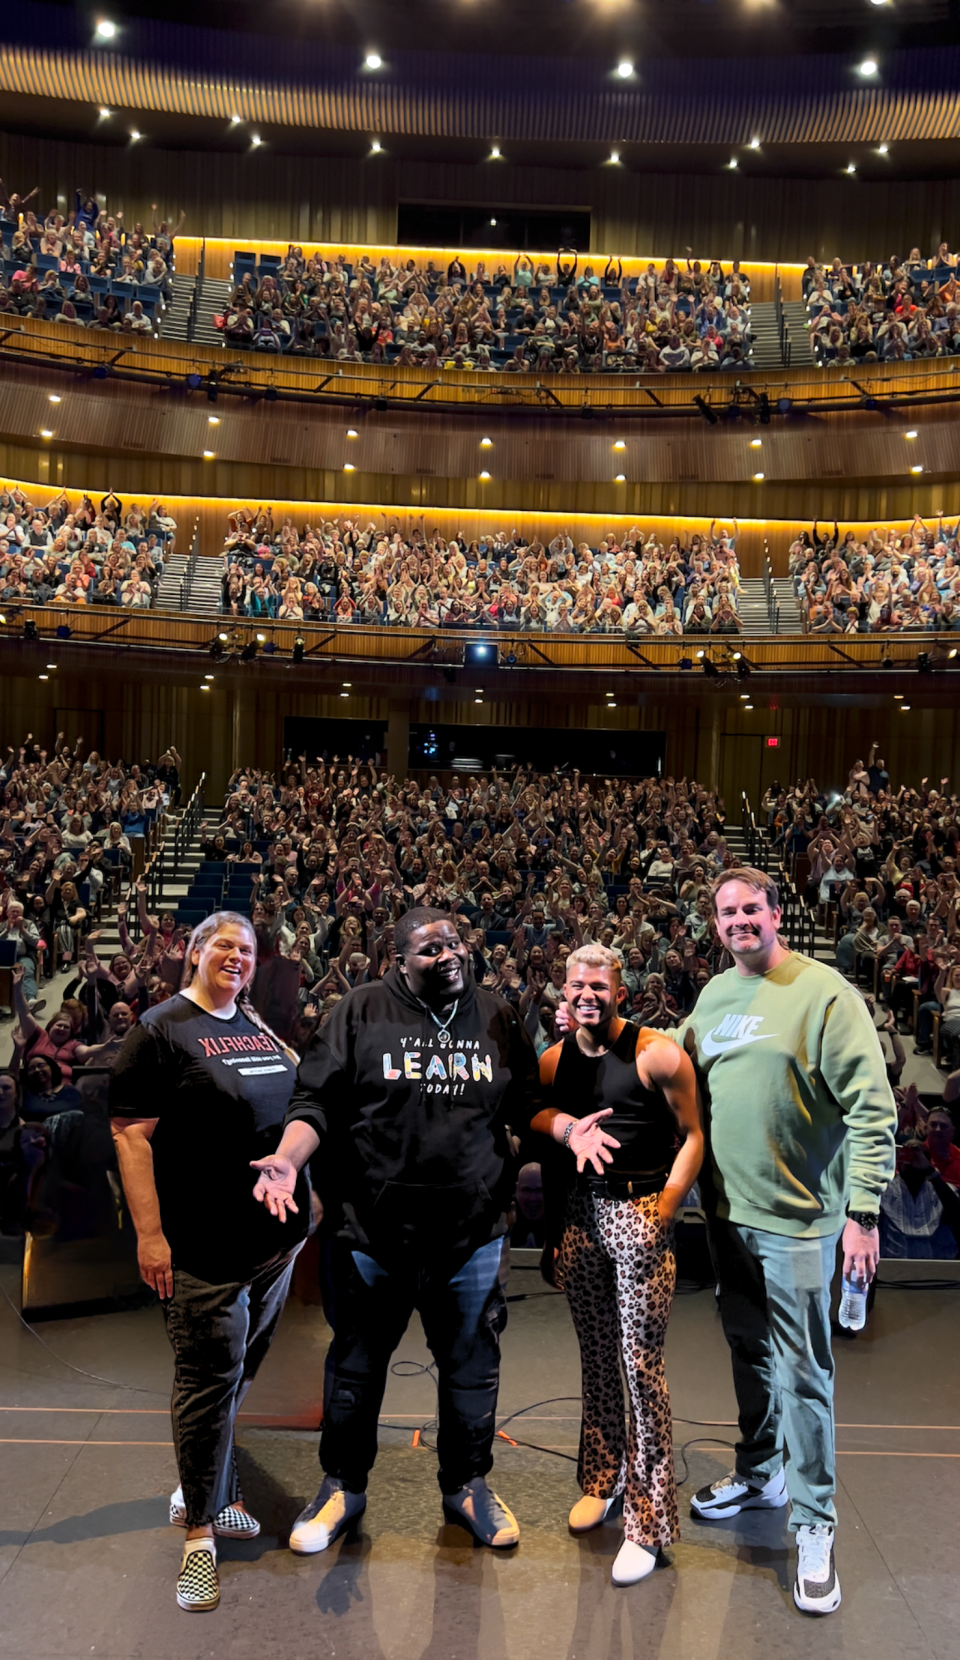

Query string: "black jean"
[320, 1236, 507, 1496]
[163, 1245, 301, 1527]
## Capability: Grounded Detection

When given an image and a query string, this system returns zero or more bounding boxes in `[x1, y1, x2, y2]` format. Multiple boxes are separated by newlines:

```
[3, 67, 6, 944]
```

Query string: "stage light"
[292, 636, 305, 664]
[490, 145, 501, 159]
[365, 52, 382, 69]
[204, 673, 214, 680]
[207, 374, 219, 403]
[186, 371, 202, 389]
[878, 143, 889, 155]
[609, 151, 621, 165]
[778, 397, 792, 413]
[911, 465, 924, 474]
[203, 450, 215, 459]
[617, 59, 634, 78]
[347, 428, 358, 438]
[749, 137, 760, 150]
[343, 463, 356, 472]
[905, 429, 918, 439]
[251, 135, 262, 147]
[200, 684, 210, 691]
[130, 131, 141, 143]
[255, 633, 266, 643]
[846, 163, 856, 175]
[728, 159, 738, 170]
[371, 139, 382, 153]
[40, 429, 53, 439]
[900, 704, 911, 711]
[230, 113, 241, 124]
[479, 470, 491, 480]
[465, 642, 492, 666]
[210, 640, 224, 661]
[38, 674, 48, 681]
[917, 652, 932, 674]
[693, 395, 718, 425]
[881, 653, 893, 669]
[56, 624, 71, 639]
[340, 690, 350, 698]
[737, 658, 751, 679]
[218, 631, 228, 641]
[759, 393, 770, 424]
[702, 658, 719, 678]
[24, 621, 39, 642]
[95, 20, 117, 39]
[99, 107, 112, 118]
[240, 640, 259, 662]
[859, 59, 878, 76]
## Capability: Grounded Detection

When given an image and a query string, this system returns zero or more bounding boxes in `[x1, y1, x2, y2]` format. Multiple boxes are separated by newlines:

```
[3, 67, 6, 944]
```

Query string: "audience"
[791, 514, 960, 635]
[220, 507, 744, 633]
[803, 248, 960, 368]
[0, 486, 175, 609]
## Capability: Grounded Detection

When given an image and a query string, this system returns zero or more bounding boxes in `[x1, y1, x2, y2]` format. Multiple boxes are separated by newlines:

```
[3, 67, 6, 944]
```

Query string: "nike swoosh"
[701, 1032, 779, 1057]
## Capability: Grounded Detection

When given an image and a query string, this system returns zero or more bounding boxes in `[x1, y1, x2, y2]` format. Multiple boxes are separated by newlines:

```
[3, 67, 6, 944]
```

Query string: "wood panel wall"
[4, 129, 960, 267]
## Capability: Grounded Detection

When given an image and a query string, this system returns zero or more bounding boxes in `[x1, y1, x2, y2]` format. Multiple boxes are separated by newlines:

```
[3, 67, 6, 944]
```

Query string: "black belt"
[578, 1171, 666, 1201]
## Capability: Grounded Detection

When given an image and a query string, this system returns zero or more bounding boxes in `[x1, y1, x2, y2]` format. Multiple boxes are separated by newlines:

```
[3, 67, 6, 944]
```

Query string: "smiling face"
[564, 959, 623, 1032]
[713, 878, 783, 973]
[190, 922, 257, 1004]
[397, 918, 468, 1007]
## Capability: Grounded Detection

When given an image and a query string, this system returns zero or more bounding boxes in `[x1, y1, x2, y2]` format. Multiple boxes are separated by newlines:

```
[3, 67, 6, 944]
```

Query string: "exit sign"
[766, 737, 780, 748]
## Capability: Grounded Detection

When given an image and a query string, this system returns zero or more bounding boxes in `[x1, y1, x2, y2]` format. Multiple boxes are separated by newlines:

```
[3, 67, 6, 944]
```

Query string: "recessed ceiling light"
[340, 691, 350, 698]
[894, 693, 903, 699]
[609, 150, 621, 165]
[878, 143, 889, 155]
[859, 58, 878, 76]
[901, 704, 911, 711]
[203, 449, 215, 459]
[613, 439, 626, 450]
[200, 684, 210, 692]
[905, 429, 918, 438]
[846, 163, 857, 175]
[728, 158, 738, 169]
[740, 693, 749, 700]
[749, 137, 760, 150]
[251, 135, 262, 147]
[38, 674, 49, 681]
[208, 415, 219, 424]
[753, 472, 765, 481]
[489, 217, 497, 227]
[346, 428, 358, 438]
[99, 107, 111, 118]
[130, 130, 141, 142]
[750, 437, 762, 447]
[343, 462, 355, 472]
[490, 144, 501, 159]
[343, 682, 352, 688]
[475, 698, 483, 704]
[479, 470, 491, 479]
[230, 113, 241, 124]
[744, 704, 754, 710]
[40, 429, 53, 438]
[617, 60, 634, 78]
[911, 465, 924, 474]
[607, 703, 618, 710]
[475, 688, 483, 693]
[204, 673, 214, 680]
[370, 139, 382, 153]
[365, 52, 382, 69]
[480, 436, 493, 447]
[615, 474, 626, 483]
[95, 20, 117, 39]
[48, 394, 61, 403]
[46, 663, 56, 669]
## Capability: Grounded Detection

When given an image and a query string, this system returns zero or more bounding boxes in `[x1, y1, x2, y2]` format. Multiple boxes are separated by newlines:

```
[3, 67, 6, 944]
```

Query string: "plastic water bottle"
[838, 1275, 868, 1331]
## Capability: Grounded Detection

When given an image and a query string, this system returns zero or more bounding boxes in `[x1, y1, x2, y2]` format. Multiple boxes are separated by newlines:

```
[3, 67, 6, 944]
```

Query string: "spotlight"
[240, 640, 258, 662]
[702, 658, 720, 678]
[95, 20, 117, 39]
[880, 653, 893, 669]
[736, 658, 751, 679]
[364, 52, 382, 69]
[186, 372, 202, 389]
[917, 651, 932, 674]
[617, 59, 634, 77]
[55, 624, 71, 639]
[264, 385, 279, 402]
[758, 393, 770, 424]
[207, 373, 219, 403]
[490, 145, 501, 159]
[693, 395, 718, 425]
[442, 666, 457, 684]
[778, 397, 792, 413]
[465, 642, 492, 666]
[371, 139, 382, 153]
[609, 151, 621, 165]
[209, 639, 224, 661]
[859, 59, 878, 76]
[292, 636, 305, 664]
[678, 657, 693, 671]
[749, 137, 760, 149]
[24, 620, 38, 642]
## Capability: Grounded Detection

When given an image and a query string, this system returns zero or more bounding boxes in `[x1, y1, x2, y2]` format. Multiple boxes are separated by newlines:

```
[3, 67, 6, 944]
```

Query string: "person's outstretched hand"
[567, 1108, 621, 1176]
[250, 1154, 300, 1222]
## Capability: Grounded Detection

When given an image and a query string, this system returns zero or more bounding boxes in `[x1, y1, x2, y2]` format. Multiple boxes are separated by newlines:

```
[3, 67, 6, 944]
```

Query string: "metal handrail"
[742, 791, 816, 956]
[142, 772, 206, 924]
[773, 268, 792, 368]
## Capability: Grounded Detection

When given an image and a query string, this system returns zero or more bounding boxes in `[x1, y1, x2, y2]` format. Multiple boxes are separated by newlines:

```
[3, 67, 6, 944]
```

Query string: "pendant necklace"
[422, 998, 459, 1047]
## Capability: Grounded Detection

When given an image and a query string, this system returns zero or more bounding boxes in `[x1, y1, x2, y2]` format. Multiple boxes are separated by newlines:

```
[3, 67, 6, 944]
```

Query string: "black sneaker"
[793, 1523, 842, 1614]
[690, 1467, 788, 1518]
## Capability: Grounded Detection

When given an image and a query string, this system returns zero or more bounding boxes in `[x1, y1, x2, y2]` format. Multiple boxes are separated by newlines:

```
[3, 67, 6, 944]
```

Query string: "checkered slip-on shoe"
[175, 1539, 219, 1612]
[170, 1486, 260, 1538]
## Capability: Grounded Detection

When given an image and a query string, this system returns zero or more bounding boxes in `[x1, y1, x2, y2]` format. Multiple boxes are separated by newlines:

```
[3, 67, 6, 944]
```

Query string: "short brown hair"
[711, 865, 779, 912]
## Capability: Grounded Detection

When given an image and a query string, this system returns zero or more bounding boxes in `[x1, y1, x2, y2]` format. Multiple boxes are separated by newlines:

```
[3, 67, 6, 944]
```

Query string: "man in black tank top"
[531, 945, 702, 1588]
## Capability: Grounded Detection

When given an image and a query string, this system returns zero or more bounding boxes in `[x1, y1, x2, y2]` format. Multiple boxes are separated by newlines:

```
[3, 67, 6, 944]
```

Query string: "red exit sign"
[766, 737, 780, 748]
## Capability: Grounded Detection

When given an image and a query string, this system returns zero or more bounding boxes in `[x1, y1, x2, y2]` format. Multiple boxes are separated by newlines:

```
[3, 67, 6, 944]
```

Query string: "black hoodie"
[285, 967, 539, 1257]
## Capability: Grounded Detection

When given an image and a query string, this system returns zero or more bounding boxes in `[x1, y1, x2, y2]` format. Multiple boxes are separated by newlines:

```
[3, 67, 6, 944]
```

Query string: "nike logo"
[701, 1014, 779, 1057]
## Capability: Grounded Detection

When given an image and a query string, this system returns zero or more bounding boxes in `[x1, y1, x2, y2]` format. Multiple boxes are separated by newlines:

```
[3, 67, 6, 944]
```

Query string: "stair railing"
[742, 793, 816, 956]
[138, 772, 206, 935]
[773, 267, 792, 367]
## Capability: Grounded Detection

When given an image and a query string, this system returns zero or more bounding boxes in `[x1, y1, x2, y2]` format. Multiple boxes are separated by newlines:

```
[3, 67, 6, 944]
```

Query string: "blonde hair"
[180, 910, 299, 1063]
[565, 944, 622, 982]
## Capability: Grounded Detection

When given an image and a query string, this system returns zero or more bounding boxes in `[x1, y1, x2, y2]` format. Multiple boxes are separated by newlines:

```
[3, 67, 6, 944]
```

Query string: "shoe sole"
[288, 1503, 366, 1555]
[441, 1502, 519, 1548]
[793, 1582, 842, 1615]
[170, 1512, 261, 1538]
[176, 1591, 220, 1612]
[690, 1490, 789, 1519]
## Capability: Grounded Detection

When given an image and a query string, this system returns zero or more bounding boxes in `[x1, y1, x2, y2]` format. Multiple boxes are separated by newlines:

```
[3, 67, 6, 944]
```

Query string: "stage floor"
[0, 1259, 957, 1660]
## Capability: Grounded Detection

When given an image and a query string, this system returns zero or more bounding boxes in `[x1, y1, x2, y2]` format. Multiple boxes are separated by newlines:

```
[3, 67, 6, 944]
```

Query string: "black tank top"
[552, 1021, 676, 1194]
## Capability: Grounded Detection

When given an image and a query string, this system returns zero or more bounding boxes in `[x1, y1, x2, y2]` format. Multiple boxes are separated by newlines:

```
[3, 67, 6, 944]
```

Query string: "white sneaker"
[288, 1476, 366, 1555]
[793, 1524, 842, 1615]
[611, 1540, 660, 1586]
[568, 1493, 617, 1533]
[690, 1467, 788, 1519]
[442, 1477, 520, 1548]
[175, 1538, 219, 1612]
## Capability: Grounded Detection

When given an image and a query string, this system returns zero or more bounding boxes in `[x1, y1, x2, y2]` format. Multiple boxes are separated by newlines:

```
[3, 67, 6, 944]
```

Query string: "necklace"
[420, 997, 459, 1047]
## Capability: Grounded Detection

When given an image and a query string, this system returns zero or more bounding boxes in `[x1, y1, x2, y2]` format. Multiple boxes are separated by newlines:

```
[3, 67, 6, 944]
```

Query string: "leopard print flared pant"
[559, 1186, 679, 1550]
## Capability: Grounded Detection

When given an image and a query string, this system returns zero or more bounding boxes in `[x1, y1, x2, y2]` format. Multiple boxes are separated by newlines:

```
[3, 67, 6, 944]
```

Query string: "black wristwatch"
[847, 1208, 879, 1231]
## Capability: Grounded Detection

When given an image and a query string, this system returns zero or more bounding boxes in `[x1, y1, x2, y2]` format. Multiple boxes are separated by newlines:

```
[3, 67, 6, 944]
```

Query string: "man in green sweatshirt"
[677, 867, 895, 1617]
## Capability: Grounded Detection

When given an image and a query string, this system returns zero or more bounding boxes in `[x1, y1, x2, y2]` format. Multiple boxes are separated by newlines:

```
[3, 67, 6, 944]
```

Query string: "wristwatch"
[847, 1208, 879, 1231]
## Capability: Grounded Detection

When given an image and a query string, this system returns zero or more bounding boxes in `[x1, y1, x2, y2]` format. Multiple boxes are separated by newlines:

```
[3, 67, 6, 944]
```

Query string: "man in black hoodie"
[251, 906, 539, 1554]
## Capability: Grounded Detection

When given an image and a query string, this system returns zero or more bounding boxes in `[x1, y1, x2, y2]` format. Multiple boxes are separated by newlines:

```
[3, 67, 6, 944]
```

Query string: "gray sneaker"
[288, 1475, 365, 1555]
[442, 1477, 519, 1548]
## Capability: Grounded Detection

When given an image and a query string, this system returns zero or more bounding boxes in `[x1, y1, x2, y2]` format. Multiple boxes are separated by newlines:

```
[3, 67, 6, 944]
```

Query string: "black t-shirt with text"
[110, 994, 307, 1282]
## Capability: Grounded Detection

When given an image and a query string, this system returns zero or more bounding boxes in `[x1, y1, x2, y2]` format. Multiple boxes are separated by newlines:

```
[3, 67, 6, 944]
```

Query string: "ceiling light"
[475, 687, 483, 693]
[479, 470, 491, 480]
[204, 673, 214, 680]
[846, 163, 856, 174]
[744, 704, 754, 710]
[230, 113, 241, 124]
[859, 58, 878, 76]
[615, 473, 626, 483]
[607, 703, 618, 710]
[740, 693, 749, 700]
[40, 429, 53, 438]
[753, 472, 765, 481]
[255, 632, 266, 643]
[475, 698, 483, 704]
[346, 428, 358, 438]
[749, 137, 760, 150]
[364, 52, 382, 69]
[340, 691, 350, 698]
[203, 449, 215, 459]
[605, 691, 615, 698]
[200, 684, 210, 692]
[95, 20, 117, 39]
[905, 429, 918, 438]
[617, 59, 634, 78]
[48, 394, 61, 403]
[613, 439, 626, 450]
[878, 143, 889, 155]
[343, 462, 355, 472]
[251, 135, 262, 147]
[911, 465, 924, 474]
[900, 704, 911, 711]
[208, 415, 219, 424]
[728, 158, 738, 170]
[99, 107, 111, 118]
[894, 693, 903, 699]
[46, 663, 56, 669]
[38, 674, 49, 681]
[750, 437, 762, 447]
[609, 150, 621, 165]
[370, 139, 382, 153]
[489, 218, 497, 227]
[343, 681, 352, 687]
[130, 130, 141, 142]
[480, 436, 493, 447]
[490, 144, 501, 159]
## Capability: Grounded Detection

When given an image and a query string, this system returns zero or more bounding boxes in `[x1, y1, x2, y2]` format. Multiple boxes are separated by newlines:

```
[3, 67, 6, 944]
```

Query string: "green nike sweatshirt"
[672, 953, 896, 1238]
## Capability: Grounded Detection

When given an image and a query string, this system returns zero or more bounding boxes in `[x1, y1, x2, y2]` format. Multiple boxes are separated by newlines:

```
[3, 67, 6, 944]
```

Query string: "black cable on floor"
[0, 1276, 163, 1395]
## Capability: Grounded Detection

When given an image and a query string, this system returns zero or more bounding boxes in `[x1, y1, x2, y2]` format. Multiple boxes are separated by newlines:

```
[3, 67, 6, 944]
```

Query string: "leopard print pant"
[559, 1186, 679, 1550]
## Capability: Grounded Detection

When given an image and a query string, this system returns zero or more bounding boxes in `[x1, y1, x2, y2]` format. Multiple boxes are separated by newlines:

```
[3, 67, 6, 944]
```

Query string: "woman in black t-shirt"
[110, 911, 307, 1614]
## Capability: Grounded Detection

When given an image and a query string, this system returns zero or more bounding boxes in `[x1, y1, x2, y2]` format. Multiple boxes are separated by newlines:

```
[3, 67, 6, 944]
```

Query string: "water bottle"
[838, 1274, 868, 1331]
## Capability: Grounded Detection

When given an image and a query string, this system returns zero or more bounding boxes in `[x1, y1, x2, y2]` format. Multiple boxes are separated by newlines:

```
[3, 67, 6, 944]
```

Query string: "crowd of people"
[804, 246, 960, 367]
[220, 506, 746, 632]
[219, 247, 757, 372]
[0, 486, 176, 608]
[0, 179, 181, 334]
[790, 514, 960, 634]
